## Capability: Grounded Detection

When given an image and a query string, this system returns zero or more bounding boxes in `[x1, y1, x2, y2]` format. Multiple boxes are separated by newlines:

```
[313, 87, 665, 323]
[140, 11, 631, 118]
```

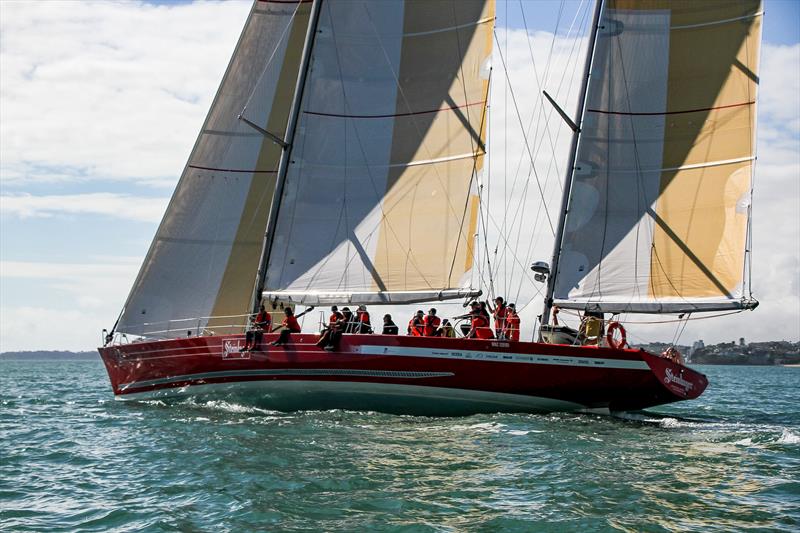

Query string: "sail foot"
[553, 298, 759, 314]
[262, 289, 482, 306]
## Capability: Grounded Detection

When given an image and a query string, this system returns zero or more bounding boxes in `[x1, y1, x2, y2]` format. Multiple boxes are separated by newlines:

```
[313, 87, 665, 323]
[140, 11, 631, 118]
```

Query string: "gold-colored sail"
[553, 0, 762, 313]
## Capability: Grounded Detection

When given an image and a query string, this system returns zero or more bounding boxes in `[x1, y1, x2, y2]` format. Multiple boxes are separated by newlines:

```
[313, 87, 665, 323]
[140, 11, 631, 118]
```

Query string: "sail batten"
[552, 0, 762, 315]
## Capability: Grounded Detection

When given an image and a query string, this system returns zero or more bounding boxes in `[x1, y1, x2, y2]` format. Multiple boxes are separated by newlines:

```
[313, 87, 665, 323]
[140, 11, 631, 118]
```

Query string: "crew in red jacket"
[272, 306, 314, 346]
[504, 303, 521, 342]
[356, 305, 372, 334]
[329, 305, 344, 327]
[423, 308, 441, 336]
[466, 302, 494, 339]
[487, 296, 508, 338]
[408, 310, 425, 336]
[244, 303, 272, 350]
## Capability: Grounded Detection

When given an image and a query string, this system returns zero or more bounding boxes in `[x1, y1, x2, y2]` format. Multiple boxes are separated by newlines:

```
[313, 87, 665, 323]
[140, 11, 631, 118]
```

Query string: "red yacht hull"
[98, 334, 707, 415]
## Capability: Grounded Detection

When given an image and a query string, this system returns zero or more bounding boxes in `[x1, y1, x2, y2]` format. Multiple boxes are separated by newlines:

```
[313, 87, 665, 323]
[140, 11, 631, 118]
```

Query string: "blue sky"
[1, 0, 798, 351]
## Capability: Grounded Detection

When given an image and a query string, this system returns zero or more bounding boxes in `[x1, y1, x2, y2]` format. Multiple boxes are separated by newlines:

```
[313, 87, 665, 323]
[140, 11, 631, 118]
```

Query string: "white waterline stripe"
[120, 369, 454, 391]
[358, 345, 650, 370]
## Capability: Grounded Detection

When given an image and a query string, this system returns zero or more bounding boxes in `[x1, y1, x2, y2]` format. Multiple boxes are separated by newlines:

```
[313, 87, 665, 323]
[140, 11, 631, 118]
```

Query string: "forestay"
[262, 0, 494, 306]
[117, 1, 311, 337]
[553, 0, 762, 313]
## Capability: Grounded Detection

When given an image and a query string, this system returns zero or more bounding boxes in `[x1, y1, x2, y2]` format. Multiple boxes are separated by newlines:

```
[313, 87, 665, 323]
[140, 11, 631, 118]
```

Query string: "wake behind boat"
[99, 0, 762, 415]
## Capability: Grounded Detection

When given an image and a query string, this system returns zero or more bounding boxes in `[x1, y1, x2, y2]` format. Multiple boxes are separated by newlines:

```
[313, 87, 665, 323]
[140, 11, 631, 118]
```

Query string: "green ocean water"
[1, 360, 798, 532]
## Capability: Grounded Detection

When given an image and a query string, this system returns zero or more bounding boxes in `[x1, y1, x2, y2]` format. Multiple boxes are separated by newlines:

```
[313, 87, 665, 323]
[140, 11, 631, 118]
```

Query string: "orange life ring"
[606, 321, 627, 349]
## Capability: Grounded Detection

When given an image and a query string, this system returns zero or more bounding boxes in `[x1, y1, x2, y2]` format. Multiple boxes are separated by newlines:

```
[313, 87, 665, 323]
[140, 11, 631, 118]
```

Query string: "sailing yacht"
[99, 0, 763, 415]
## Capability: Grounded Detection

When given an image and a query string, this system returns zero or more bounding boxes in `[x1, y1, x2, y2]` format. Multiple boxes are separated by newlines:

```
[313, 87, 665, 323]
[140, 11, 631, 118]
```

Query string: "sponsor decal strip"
[119, 369, 454, 391]
[358, 345, 650, 370]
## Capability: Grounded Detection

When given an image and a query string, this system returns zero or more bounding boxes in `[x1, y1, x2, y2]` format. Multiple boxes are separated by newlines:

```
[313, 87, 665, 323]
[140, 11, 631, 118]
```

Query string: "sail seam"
[587, 100, 754, 116]
[295, 151, 485, 170]
[187, 164, 277, 174]
[404, 16, 494, 38]
[604, 156, 756, 174]
[670, 11, 764, 31]
[257, 0, 312, 4]
[303, 100, 487, 119]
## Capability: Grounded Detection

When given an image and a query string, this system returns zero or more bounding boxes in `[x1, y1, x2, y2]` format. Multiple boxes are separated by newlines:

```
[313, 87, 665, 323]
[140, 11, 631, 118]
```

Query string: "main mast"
[250, 0, 324, 316]
[540, 0, 604, 331]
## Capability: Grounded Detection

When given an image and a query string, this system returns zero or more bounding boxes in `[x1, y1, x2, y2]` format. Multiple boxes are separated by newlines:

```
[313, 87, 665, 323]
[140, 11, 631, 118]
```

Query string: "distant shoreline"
[0, 351, 99, 361]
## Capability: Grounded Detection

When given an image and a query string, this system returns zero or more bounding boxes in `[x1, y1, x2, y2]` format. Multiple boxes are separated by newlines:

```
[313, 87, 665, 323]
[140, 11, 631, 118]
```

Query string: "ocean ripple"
[0, 361, 798, 532]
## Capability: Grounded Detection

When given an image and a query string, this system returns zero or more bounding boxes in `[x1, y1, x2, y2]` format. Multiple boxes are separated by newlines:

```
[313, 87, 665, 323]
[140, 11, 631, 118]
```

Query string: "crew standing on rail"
[504, 303, 521, 342]
[423, 308, 441, 336]
[487, 297, 508, 339]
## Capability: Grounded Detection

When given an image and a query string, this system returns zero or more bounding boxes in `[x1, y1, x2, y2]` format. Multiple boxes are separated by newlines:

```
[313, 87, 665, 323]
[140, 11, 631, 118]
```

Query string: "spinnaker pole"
[249, 0, 324, 317]
[540, 0, 604, 332]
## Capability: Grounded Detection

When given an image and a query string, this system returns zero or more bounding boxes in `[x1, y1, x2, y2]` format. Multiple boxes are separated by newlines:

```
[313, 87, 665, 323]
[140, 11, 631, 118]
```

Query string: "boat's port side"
[99, 333, 707, 415]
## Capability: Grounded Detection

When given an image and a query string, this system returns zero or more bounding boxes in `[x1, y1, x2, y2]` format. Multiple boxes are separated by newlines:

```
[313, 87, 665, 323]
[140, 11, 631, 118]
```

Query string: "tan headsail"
[262, 0, 494, 305]
[552, 0, 762, 313]
[116, 1, 311, 337]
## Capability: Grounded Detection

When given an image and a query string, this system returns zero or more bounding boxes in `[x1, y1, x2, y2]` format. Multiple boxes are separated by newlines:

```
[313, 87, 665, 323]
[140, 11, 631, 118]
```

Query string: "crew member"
[271, 306, 314, 346]
[504, 303, 521, 342]
[329, 305, 344, 327]
[341, 307, 357, 333]
[244, 303, 272, 350]
[356, 305, 372, 334]
[487, 297, 508, 339]
[382, 314, 399, 335]
[423, 308, 441, 336]
[579, 311, 604, 346]
[408, 310, 425, 336]
[466, 301, 494, 339]
[439, 319, 456, 338]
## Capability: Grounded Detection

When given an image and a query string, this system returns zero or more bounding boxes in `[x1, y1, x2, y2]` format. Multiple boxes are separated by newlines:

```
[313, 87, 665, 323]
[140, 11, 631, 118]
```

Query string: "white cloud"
[0, 259, 141, 351]
[0, 193, 169, 222]
[0, 0, 250, 187]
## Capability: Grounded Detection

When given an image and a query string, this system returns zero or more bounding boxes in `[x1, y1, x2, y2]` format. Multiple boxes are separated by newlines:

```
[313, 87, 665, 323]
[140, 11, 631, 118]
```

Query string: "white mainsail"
[261, 0, 494, 305]
[117, 1, 312, 337]
[552, 0, 762, 314]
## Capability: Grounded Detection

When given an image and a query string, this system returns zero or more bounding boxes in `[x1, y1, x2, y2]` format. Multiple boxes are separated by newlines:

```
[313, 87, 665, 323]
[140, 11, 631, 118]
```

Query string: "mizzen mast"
[541, 0, 605, 331]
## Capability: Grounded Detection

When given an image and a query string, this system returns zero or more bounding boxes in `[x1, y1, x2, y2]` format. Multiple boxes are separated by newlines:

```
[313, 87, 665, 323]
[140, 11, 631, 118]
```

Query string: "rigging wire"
[492, 30, 557, 236]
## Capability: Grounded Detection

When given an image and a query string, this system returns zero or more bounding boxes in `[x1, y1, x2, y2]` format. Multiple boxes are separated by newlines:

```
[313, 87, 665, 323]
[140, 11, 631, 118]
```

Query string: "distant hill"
[633, 340, 800, 365]
[691, 341, 800, 366]
[0, 350, 99, 360]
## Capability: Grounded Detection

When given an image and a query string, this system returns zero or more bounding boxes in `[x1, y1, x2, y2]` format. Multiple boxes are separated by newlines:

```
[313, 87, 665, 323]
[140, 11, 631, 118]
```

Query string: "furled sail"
[552, 0, 762, 313]
[117, 0, 311, 337]
[261, 0, 494, 306]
